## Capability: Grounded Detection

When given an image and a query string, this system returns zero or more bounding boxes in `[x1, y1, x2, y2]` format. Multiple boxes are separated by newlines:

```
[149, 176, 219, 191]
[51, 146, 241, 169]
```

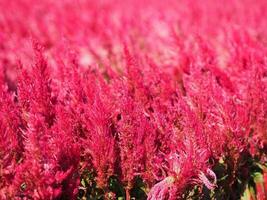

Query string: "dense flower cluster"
[0, 0, 266, 199]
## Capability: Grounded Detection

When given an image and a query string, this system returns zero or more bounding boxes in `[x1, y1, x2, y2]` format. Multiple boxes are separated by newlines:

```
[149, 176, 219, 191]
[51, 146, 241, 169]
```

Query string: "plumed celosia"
[82, 76, 117, 189]
[0, 0, 267, 199]
[0, 78, 23, 199]
[6, 44, 80, 199]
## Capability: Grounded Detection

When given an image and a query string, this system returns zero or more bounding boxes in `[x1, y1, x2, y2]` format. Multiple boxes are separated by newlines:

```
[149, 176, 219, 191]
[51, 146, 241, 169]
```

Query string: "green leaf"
[252, 172, 263, 183]
[248, 185, 256, 199]
[218, 174, 228, 181]
[81, 179, 86, 187]
[241, 184, 252, 200]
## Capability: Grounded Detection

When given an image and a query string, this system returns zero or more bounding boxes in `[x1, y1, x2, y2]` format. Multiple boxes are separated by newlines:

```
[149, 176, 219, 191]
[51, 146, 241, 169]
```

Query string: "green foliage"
[78, 172, 148, 199]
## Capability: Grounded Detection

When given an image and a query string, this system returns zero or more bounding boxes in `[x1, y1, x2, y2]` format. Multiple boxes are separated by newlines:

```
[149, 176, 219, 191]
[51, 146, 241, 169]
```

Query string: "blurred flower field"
[0, 0, 266, 199]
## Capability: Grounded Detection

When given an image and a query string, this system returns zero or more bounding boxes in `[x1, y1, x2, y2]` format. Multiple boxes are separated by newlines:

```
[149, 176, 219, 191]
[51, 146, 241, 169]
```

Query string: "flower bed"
[0, 0, 266, 199]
